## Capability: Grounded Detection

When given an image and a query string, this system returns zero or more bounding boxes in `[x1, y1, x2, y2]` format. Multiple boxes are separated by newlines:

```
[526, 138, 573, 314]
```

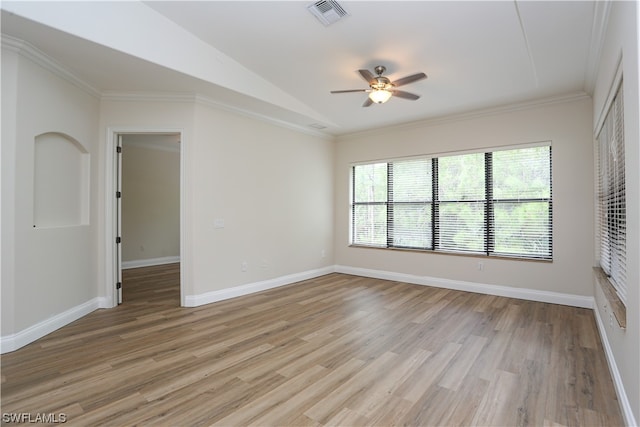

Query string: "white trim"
[104, 128, 118, 308]
[338, 92, 591, 141]
[594, 53, 624, 136]
[122, 256, 180, 270]
[184, 266, 335, 307]
[593, 305, 638, 427]
[0, 297, 109, 354]
[1, 34, 101, 98]
[194, 94, 334, 140]
[585, 1, 612, 93]
[100, 92, 334, 140]
[101, 91, 196, 104]
[105, 127, 186, 308]
[334, 265, 594, 308]
[349, 140, 552, 167]
[186, 264, 594, 309]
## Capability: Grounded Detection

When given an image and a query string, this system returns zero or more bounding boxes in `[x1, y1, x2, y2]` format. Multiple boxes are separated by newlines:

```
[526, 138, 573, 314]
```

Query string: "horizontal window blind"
[491, 146, 552, 259]
[389, 159, 432, 249]
[351, 144, 553, 260]
[596, 82, 626, 305]
[352, 163, 387, 246]
[437, 153, 486, 253]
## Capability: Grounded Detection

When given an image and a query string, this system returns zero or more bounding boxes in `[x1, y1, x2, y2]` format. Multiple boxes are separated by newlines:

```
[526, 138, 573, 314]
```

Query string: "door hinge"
[116, 146, 122, 153]
[116, 282, 122, 289]
[116, 191, 122, 198]
[116, 236, 121, 244]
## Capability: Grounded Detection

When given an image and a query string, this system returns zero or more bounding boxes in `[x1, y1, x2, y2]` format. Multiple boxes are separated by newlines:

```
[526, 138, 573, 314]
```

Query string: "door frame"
[105, 127, 187, 307]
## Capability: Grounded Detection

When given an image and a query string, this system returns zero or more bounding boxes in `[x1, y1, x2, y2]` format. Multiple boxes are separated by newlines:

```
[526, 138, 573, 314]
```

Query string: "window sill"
[348, 244, 552, 263]
[593, 267, 626, 329]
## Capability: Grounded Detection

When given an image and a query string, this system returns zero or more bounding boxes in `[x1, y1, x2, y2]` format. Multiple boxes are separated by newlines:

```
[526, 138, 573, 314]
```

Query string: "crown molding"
[337, 92, 591, 141]
[193, 94, 335, 141]
[7, 31, 589, 144]
[3, 34, 333, 140]
[100, 91, 197, 104]
[100, 91, 334, 140]
[1, 33, 101, 98]
[584, 0, 611, 95]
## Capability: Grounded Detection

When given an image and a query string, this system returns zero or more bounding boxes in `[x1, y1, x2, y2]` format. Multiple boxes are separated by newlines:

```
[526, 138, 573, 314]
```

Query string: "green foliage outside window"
[351, 145, 552, 260]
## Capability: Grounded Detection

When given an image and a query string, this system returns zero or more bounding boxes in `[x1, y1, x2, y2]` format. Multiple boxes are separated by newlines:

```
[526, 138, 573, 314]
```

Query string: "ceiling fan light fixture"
[330, 65, 426, 107]
[369, 89, 392, 104]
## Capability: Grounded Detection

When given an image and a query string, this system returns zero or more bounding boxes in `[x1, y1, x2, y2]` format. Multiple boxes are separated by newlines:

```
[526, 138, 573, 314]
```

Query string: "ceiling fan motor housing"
[371, 76, 392, 88]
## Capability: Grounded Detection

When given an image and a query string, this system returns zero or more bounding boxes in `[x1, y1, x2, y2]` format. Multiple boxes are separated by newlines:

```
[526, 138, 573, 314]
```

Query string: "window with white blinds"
[352, 163, 387, 246]
[351, 145, 553, 260]
[390, 158, 432, 249]
[596, 82, 626, 305]
[491, 147, 553, 258]
[437, 153, 486, 253]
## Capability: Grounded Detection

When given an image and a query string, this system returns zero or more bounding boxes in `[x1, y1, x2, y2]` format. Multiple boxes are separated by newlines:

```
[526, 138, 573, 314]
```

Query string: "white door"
[116, 134, 123, 304]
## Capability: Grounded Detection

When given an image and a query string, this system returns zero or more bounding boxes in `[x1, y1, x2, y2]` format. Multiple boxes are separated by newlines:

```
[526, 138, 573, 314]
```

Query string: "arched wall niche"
[33, 132, 90, 228]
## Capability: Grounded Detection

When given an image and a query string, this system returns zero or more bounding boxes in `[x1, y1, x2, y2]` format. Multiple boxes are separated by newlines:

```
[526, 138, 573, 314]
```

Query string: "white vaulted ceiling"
[1, 1, 602, 136]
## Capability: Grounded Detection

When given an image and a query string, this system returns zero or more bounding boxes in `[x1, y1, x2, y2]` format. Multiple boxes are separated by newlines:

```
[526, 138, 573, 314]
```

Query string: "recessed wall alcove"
[33, 132, 90, 228]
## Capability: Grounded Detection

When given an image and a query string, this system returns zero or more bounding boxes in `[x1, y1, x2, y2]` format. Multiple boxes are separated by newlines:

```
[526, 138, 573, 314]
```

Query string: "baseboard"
[593, 305, 638, 427]
[184, 266, 335, 307]
[122, 256, 180, 269]
[0, 297, 109, 354]
[334, 265, 594, 308]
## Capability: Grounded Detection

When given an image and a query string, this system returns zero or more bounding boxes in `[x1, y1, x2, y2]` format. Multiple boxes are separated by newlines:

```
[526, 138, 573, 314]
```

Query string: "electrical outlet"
[241, 261, 248, 272]
[477, 261, 484, 271]
[321, 249, 326, 258]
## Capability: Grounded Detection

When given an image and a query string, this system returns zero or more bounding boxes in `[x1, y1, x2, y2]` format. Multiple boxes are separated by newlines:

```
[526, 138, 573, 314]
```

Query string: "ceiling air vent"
[307, 0, 349, 26]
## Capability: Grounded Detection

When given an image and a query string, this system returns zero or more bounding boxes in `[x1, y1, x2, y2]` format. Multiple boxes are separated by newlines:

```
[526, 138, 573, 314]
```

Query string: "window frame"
[350, 144, 553, 261]
[595, 77, 626, 306]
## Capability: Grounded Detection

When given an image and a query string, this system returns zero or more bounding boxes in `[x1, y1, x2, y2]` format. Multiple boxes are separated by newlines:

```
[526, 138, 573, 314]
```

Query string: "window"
[596, 82, 626, 305]
[390, 158, 432, 249]
[352, 163, 388, 246]
[351, 145, 553, 260]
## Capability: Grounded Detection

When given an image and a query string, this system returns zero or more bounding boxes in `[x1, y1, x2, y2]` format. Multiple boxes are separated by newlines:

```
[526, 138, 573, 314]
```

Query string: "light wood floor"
[1, 264, 624, 426]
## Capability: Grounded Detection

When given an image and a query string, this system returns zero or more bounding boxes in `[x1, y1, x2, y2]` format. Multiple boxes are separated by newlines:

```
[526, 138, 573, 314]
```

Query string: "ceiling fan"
[331, 65, 427, 107]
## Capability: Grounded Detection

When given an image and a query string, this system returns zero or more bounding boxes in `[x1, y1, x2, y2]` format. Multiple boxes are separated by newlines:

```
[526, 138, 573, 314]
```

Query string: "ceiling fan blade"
[358, 69, 375, 83]
[362, 97, 374, 107]
[391, 72, 427, 87]
[331, 89, 368, 94]
[392, 90, 420, 100]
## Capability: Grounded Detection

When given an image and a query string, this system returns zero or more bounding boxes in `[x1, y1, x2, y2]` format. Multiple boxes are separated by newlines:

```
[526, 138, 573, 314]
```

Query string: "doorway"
[108, 130, 184, 307]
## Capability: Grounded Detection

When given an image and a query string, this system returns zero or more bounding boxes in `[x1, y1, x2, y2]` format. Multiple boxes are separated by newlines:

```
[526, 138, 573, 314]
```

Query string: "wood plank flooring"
[1, 264, 624, 426]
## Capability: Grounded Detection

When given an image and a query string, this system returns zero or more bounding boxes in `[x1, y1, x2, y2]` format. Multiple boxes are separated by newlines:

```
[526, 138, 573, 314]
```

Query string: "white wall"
[334, 97, 594, 300]
[1, 47, 19, 338]
[98, 98, 335, 306]
[591, 2, 640, 424]
[121, 135, 180, 265]
[189, 102, 335, 298]
[1, 44, 100, 341]
[98, 98, 194, 303]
